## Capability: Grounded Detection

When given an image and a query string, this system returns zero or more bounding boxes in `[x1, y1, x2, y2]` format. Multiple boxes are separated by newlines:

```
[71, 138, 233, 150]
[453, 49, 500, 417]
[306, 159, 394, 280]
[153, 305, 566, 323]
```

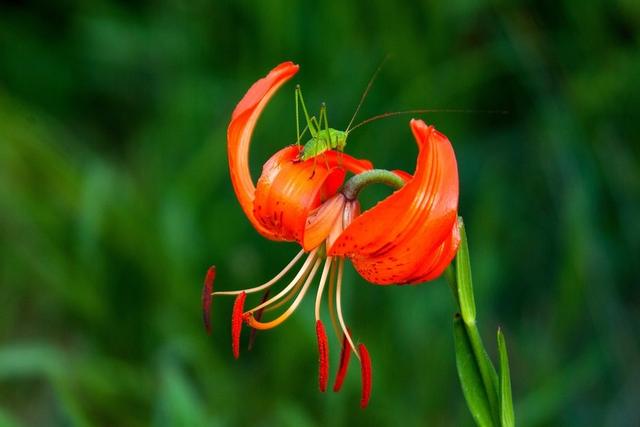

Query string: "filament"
[263, 268, 307, 313]
[326, 259, 341, 340]
[247, 289, 270, 351]
[245, 258, 322, 330]
[212, 249, 306, 296]
[335, 258, 359, 360]
[314, 257, 333, 321]
[244, 249, 317, 314]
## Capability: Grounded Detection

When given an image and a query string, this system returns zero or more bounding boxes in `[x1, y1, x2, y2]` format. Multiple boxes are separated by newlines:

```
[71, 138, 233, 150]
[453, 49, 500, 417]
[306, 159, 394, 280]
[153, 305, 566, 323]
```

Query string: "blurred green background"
[1, 0, 639, 426]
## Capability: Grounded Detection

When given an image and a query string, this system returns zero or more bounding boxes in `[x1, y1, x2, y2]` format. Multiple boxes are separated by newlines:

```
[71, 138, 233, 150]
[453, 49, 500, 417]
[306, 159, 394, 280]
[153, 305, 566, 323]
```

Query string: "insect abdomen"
[299, 139, 330, 161]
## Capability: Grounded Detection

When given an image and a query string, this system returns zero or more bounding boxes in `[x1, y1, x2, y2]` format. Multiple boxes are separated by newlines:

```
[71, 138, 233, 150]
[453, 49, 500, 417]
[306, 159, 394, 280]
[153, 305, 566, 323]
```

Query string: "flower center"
[203, 169, 411, 408]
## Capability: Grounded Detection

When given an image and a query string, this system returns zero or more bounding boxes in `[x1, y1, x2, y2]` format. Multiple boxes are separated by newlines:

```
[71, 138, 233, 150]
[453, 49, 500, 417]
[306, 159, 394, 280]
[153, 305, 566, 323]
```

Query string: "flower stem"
[342, 169, 405, 200]
[450, 216, 515, 426]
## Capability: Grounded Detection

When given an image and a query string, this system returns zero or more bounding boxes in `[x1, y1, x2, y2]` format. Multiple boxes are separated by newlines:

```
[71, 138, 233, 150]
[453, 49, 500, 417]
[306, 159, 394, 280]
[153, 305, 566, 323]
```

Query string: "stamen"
[316, 320, 329, 392]
[202, 266, 216, 334]
[333, 331, 352, 392]
[314, 257, 333, 321]
[231, 292, 246, 359]
[245, 249, 318, 315]
[358, 343, 372, 409]
[212, 249, 306, 296]
[245, 258, 322, 330]
[263, 272, 306, 313]
[327, 259, 341, 340]
[247, 289, 270, 351]
[335, 258, 359, 360]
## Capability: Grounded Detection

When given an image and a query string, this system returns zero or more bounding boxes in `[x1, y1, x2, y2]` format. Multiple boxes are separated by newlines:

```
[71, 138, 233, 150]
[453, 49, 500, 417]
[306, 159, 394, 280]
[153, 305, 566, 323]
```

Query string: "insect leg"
[295, 85, 301, 146]
[295, 85, 317, 137]
[319, 103, 332, 170]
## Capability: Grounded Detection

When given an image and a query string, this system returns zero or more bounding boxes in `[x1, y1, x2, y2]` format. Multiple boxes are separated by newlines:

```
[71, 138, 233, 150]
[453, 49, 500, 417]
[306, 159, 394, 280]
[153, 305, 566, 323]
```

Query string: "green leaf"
[456, 218, 476, 325]
[454, 217, 500, 422]
[453, 314, 495, 427]
[466, 323, 501, 423]
[498, 328, 515, 427]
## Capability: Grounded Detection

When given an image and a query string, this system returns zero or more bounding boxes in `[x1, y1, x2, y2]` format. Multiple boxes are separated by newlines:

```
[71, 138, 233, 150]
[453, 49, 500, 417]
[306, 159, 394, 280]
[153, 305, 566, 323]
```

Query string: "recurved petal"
[321, 151, 374, 175]
[329, 119, 459, 284]
[303, 193, 346, 251]
[227, 62, 299, 239]
[254, 145, 345, 244]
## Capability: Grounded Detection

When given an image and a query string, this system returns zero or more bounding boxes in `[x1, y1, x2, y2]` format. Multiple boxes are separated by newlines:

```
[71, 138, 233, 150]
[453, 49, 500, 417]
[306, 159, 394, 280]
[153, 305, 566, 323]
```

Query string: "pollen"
[359, 343, 372, 409]
[333, 332, 352, 392]
[316, 320, 329, 392]
[231, 291, 246, 359]
[202, 266, 216, 335]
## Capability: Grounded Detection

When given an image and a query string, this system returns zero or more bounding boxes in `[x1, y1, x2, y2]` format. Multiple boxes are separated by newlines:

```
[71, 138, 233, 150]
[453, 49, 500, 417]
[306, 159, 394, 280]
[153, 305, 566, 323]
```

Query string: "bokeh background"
[1, 1, 639, 426]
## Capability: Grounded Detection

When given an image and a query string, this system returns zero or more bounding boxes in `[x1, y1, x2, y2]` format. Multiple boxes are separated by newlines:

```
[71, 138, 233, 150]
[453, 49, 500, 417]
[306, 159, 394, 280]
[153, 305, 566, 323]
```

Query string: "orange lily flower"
[203, 62, 459, 409]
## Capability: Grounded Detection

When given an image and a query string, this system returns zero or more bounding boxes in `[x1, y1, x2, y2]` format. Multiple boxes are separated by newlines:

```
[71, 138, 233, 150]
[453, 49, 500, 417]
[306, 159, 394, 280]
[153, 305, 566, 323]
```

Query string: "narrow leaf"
[498, 328, 515, 427]
[456, 217, 476, 325]
[466, 321, 501, 423]
[453, 314, 495, 427]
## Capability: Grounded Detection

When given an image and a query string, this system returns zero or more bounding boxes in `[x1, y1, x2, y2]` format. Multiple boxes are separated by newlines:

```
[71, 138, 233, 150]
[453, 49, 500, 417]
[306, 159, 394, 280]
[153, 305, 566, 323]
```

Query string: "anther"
[358, 343, 372, 409]
[202, 266, 216, 335]
[333, 331, 352, 392]
[316, 320, 329, 392]
[231, 292, 246, 359]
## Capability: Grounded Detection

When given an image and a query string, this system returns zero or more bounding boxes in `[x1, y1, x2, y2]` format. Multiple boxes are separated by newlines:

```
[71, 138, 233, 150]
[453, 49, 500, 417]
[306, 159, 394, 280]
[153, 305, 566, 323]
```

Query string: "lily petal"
[329, 119, 459, 284]
[253, 145, 345, 244]
[227, 62, 300, 239]
[228, 63, 373, 242]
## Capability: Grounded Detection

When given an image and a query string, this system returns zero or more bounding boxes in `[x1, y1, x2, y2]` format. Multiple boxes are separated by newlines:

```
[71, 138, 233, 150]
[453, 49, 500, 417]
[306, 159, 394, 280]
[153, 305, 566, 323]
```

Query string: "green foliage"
[1, 0, 638, 425]
[453, 314, 494, 427]
[498, 329, 515, 427]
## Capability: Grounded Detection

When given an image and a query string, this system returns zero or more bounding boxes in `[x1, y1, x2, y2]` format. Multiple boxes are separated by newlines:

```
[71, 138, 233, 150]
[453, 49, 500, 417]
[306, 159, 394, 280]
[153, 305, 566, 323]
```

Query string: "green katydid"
[293, 62, 506, 164]
[294, 59, 384, 162]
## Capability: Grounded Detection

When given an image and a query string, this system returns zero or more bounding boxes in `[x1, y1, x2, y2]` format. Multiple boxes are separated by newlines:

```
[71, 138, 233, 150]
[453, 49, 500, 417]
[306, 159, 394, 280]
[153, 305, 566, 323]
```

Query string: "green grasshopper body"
[294, 84, 351, 162]
[299, 128, 347, 161]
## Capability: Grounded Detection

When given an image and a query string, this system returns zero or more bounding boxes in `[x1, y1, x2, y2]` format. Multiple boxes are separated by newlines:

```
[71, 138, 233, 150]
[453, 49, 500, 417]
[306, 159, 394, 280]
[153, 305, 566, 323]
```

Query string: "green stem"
[444, 265, 460, 310]
[451, 217, 502, 426]
[342, 169, 405, 200]
[465, 321, 500, 424]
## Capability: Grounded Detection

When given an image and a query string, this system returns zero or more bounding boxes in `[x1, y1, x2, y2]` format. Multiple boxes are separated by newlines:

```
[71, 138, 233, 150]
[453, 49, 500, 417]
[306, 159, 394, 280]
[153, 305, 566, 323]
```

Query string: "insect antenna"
[348, 108, 509, 133]
[345, 55, 392, 133]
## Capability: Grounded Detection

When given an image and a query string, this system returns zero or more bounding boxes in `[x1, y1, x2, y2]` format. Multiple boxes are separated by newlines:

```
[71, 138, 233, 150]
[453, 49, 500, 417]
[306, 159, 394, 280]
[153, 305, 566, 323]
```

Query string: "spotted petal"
[329, 119, 460, 284]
